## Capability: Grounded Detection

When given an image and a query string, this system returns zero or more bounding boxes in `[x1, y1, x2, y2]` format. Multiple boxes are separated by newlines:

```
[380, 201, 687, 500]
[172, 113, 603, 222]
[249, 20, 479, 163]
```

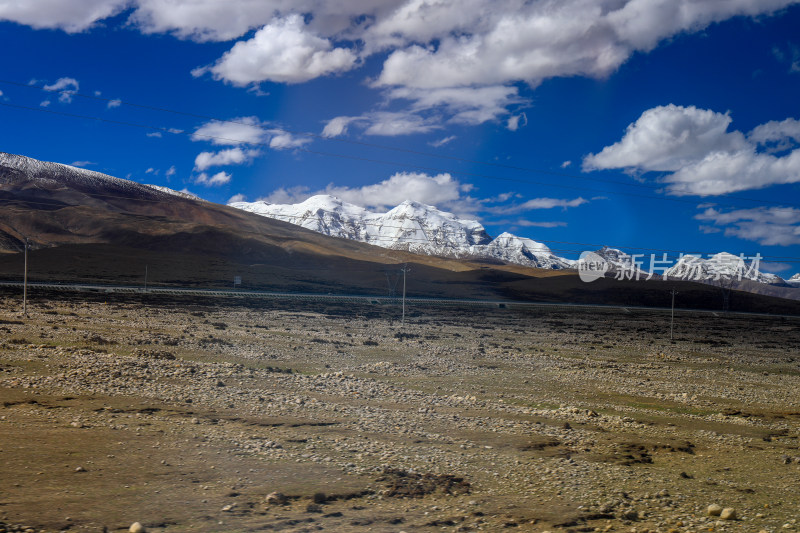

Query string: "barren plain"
[1, 290, 799, 532]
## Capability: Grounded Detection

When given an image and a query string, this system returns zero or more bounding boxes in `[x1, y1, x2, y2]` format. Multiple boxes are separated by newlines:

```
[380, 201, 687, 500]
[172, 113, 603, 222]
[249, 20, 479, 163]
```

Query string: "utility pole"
[670, 289, 678, 341]
[400, 264, 410, 328]
[22, 237, 28, 316]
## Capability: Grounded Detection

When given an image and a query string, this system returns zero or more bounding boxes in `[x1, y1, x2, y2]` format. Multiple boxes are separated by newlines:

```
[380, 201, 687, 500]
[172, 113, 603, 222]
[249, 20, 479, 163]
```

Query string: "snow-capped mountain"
[592, 246, 647, 277]
[230, 195, 573, 269]
[0, 152, 183, 202]
[145, 184, 203, 201]
[787, 274, 800, 286]
[664, 252, 783, 284]
[479, 232, 574, 269]
[231, 195, 491, 255]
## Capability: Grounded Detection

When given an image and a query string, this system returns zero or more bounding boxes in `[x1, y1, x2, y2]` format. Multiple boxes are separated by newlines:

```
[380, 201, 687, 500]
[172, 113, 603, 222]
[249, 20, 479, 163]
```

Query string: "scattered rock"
[707, 504, 723, 517]
[129, 522, 146, 533]
[265, 492, 288, 505]
[720, 508, 737, 521]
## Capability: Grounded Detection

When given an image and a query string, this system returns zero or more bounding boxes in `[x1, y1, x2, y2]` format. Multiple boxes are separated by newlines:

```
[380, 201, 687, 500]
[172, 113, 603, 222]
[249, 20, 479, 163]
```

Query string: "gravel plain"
[1, 291, 799, 532]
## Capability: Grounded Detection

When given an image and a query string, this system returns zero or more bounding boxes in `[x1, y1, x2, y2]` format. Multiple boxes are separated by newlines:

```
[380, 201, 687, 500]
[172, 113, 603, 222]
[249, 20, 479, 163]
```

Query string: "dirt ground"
[1, 290, 799, 532]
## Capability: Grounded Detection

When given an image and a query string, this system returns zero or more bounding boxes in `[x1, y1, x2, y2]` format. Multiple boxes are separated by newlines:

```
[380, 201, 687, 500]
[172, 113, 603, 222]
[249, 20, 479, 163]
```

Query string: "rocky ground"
[1, 290, 799, 532]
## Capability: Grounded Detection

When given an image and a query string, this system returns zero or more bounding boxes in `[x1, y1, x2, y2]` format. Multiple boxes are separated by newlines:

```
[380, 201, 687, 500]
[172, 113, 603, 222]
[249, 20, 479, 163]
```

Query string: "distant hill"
[1, 151, 798, 314]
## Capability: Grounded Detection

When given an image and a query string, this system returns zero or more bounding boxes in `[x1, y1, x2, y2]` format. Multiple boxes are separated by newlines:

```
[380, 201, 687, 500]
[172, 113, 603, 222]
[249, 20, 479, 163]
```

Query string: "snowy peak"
[230, 195, 573, 269]
[0, 152, 185, 202]
[483, 232, 573, 269]
[665, 252, 782, 284]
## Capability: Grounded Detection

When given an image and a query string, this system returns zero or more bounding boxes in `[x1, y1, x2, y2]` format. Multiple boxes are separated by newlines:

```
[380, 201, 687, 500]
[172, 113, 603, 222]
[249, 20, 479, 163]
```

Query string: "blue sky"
[1, 1, 799, 276]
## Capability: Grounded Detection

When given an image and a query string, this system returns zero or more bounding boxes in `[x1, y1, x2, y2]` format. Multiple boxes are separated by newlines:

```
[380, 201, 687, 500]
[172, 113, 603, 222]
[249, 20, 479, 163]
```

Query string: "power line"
[1, 83, 798, 211]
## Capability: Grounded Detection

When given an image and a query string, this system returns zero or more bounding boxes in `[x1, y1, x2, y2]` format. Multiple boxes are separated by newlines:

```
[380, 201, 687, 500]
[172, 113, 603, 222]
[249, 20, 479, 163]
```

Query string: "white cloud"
[386, 85, 525, 125]
[561, 161, 572, 168]
[515, 220, 567, 228]
[321, 116, 356, 138]
[145, 167, 156, 174]
[165, 165, 176, 177]
[70, 160, 94, 167]
[146, 131, 162, 138]
[748, 118, 800, 149]
[698, 224, 721, 234]
[325, 172, 465, 210]
[429, 135, 456, 147]
[192, 116, 266, 145]
[760, 261, 792, 273]
[507, 112, 527, 132]
[0, 0, 127, 32]
[259, 185, 311, 204]
[43, 77, 80, 103]
[7, 1, 796, 140]
[40, 100, 51, 107]
[228, 193, 247, 203]
[492, 197, 589, 214]
[267, 129, 311, 149]
[584, 104, 800, 196]
[261, 172, 477, 214]
[191, 116, 309, 150]
[374, 1, 796, 89]
[194, 147, 260, 171]
[195, 170, 232, 186]
[363, 112, 439, 136]
[583, 105, 748, 173]
[695, 206, 800, 246]
[107, 98, 121, 109]
[197, 14, 358, 85]
[321, 111, 439, 137]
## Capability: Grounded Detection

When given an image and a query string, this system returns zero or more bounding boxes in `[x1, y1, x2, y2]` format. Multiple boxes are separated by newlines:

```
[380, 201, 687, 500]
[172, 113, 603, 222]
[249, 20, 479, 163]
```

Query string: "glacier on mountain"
[229, 195, 572, 269]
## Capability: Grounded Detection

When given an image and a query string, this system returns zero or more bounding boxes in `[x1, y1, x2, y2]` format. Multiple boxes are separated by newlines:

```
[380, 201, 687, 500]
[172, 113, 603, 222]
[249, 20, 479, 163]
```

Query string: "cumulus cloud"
[195, 170, 232, 186]
[695, 206, 800, 246]
[386, 85, 525, 126]
[43, 77, 80, 103]
[373, 0, 795, 89]
[748, 118, 800, 149]
[228, 193, 247, 203]
[0, 0, 127, 32]
[194, 147, 260, 171]
[260, 172, 478, 214]
[322, 111, 440, 137]
[584, 104, 800, 196]
[7, 1, 796, 137]
[191, 116, 309, 150]
[323, 172, 466, 210]
[490, 197, 589, 215]
[583, 105, 748, 173]
[196, 14, 358, 85]
[192, 116, 266, 145]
